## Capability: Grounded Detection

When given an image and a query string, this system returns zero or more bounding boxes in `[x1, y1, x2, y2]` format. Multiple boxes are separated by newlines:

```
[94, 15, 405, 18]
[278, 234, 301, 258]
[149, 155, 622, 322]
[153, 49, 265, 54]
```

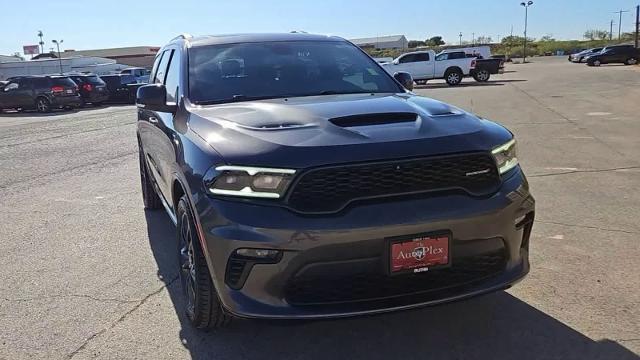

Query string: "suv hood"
[188, 93, 512, 168]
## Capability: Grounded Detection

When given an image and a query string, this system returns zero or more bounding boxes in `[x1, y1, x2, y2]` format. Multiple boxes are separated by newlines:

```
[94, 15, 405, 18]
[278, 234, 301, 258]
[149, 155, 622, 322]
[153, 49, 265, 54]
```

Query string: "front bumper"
[195, 167, 535, 319]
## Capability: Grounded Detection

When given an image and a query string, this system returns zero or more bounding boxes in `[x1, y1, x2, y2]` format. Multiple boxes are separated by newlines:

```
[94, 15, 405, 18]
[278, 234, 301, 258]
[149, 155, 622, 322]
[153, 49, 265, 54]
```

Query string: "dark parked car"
[100, 74, 141, 103]
[586, 45, 639, 66]
[0, 75, 81, 113]
[67, 73, 109, 106]
[137, 33, 535, 330]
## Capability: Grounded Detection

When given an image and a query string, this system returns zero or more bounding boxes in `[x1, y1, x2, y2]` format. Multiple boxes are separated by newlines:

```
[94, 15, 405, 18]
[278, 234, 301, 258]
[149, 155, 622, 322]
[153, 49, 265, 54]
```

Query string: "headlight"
[209, 166, 296, 199]
[492, 139, 518, 175]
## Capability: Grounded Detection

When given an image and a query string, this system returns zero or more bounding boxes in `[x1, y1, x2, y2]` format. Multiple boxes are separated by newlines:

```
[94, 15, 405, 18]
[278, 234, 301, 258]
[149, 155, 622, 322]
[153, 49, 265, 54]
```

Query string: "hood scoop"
[329, 112, 418, 127]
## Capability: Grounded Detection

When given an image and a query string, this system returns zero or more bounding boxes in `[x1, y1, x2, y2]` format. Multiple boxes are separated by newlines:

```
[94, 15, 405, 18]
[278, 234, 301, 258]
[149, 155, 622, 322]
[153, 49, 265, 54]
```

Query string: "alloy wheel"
[178, 211, 197, 319]
[37, 99, 48, 112]
[448, 73, 461, 84]
[477, 70, 490, 81]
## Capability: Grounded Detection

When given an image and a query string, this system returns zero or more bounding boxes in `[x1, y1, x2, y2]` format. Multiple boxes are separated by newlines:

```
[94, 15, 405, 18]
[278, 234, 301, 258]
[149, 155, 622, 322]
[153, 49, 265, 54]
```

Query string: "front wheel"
[473, 69, 491, 82]
[445, 69, 463, 86]
[592, 60, 601, 67]
[177, 196, 231, 330]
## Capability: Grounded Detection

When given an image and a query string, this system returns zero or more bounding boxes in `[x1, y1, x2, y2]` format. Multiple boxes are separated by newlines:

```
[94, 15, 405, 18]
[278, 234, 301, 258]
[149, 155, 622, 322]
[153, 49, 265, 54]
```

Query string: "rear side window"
[86, 75, 105, 85]
[154, 50, 173, 84]
[415, 53, 430, 61]
[399, 54, 417, 63]
[51, 77, 77, 87]
[120, 75, 137, 85]
[32, 78, 49, 88]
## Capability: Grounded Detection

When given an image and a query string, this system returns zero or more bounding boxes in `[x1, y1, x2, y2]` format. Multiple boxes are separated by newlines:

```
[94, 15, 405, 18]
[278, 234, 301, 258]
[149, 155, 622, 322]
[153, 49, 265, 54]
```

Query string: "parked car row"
[0, 72, 145, 113]
[568, 44, 639, 66]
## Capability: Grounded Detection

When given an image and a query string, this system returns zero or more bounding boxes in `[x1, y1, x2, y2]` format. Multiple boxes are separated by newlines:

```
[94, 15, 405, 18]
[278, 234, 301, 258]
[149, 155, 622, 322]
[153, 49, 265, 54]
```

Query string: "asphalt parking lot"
[1, 56, 639, 360]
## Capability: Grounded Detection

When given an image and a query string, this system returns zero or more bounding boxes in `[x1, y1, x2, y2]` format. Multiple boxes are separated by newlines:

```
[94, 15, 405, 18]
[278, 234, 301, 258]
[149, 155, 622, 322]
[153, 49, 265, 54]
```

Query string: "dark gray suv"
[136, 33, 535, 329]
[0, 75, 81, 113]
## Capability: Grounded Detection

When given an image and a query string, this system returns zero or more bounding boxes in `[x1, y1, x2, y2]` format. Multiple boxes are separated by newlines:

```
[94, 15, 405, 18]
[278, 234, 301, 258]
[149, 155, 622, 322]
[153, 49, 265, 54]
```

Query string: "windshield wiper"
[315, 90, 374, 96]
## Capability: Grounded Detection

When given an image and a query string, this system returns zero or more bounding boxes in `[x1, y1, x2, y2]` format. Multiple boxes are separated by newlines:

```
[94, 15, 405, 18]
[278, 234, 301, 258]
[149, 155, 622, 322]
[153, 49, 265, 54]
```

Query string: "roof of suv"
[180, 33, 345, 47]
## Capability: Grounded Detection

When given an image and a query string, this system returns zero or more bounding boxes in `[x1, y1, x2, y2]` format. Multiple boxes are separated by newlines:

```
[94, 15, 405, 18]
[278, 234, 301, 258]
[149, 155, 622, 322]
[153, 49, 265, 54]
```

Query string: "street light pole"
[37, 30, 44, 54]
[520, 1, 533, 63]
[459, 32, 463, 45]
[52, 39, 63, 74]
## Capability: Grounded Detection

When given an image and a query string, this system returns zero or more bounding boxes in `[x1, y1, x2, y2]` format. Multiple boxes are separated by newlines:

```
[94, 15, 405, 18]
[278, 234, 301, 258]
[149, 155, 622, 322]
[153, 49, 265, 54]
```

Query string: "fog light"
[235, 248, 280, 259]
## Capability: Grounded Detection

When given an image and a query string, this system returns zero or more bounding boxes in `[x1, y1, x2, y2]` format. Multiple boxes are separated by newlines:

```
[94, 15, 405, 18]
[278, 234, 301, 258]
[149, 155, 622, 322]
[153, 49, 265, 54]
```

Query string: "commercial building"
[350, 35, 408, 50]
[63, 46, 160, 68]
[0, 54, 23, 62]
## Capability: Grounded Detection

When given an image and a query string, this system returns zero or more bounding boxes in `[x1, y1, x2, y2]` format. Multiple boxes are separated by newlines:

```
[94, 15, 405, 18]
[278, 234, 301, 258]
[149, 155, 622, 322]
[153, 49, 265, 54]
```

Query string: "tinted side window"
[448, 52, 465, 59]
[399, 54, 417, 63]
[415, 53, 430, 62]
[164, 50, 181, 102]
[154, 50, 172, 84]
[150, 52, 165, 83]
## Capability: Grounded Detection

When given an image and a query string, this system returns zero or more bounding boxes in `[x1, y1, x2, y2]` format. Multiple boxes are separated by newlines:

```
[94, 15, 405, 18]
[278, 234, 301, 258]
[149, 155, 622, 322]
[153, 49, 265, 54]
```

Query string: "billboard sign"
[23, 45, 40, 55]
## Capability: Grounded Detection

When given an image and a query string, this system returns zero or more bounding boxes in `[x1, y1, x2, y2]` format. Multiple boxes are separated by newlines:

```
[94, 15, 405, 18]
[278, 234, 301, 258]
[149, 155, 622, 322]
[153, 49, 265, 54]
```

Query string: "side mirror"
[392, 59, 400, 65]
[136, 84, 176, 113]
[393, 72, 414, 91]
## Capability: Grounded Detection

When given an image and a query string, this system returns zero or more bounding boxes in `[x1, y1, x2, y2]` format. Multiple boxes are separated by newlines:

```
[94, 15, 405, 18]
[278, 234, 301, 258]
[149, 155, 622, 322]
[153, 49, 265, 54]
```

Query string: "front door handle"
[149, 116, 158, 124]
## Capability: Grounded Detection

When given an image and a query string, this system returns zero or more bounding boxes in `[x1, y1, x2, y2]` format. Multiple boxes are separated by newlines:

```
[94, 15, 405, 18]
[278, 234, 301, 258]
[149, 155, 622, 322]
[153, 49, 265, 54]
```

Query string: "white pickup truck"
[381, 50, 476, 86]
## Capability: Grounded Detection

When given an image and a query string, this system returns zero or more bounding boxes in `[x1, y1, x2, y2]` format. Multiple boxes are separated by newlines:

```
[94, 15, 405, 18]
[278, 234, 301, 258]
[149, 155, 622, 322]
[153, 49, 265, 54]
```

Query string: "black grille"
[285, 250, 506, 306]
[287, 153, 500, 213]
[225, 258, 248, 289]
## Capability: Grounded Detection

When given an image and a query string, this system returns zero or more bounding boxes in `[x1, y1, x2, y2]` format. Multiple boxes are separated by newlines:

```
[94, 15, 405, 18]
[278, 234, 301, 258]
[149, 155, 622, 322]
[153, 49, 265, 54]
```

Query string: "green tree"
[425, 36, 445, 46]
[408, 40, 426, 48]
[584, 29, 609, 41]
[476, 36, 493, 44]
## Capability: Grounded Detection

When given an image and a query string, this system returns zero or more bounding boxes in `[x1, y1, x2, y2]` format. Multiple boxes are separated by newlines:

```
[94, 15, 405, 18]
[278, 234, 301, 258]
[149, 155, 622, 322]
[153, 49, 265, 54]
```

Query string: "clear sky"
[1, 0, 638, 55]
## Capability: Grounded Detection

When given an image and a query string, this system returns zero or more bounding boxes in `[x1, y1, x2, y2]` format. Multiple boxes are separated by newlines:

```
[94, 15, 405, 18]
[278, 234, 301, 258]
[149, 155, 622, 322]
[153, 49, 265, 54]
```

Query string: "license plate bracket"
[388, 232, 451, 275]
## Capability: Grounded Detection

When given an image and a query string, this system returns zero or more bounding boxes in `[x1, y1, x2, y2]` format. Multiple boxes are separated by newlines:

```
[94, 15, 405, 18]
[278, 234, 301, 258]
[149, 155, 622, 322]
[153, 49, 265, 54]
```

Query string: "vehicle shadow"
[415, 79, 527, 90]
[0, 103, 133, 117]
[0, 108, 81, 117]
[144, 211, 639, 360]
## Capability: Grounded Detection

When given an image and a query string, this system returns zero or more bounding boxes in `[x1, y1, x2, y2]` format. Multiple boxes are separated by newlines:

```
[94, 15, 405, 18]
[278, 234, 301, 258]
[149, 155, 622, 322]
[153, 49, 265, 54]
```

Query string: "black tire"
[445, 69, 463, 86]
[177, 195, 231, 330]
[473, 69, 491, 82]
[139, 143, 162, 210]
[625, 57, 638, 65]
[35, 97, 51, 113]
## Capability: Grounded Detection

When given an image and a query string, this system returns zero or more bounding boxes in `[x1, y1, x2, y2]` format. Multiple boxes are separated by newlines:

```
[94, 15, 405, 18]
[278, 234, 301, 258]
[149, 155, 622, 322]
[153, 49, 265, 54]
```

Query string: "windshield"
[188, 40, 402, 104]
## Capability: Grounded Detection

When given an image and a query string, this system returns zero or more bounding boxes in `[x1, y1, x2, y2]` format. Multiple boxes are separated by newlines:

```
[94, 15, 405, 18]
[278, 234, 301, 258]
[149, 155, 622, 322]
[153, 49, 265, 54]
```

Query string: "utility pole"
[610, 20, 615, 41]
[472, 32, 475, 45]
[459, 32, 463, 45]
[52, 39, 64, 74]
[37, 30, 44, 54]
[636, 5, 640, 49]
[614, 9, 629, 40]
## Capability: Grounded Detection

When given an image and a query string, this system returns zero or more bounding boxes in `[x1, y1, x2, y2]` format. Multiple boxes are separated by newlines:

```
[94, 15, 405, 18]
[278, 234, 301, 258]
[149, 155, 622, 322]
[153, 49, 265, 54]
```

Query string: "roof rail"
[170, 33, 193, 42]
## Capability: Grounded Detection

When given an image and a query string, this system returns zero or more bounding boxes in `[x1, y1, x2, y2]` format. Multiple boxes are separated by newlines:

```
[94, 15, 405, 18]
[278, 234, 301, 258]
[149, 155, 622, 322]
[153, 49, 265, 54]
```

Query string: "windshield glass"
[188, 40, 402, 104]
